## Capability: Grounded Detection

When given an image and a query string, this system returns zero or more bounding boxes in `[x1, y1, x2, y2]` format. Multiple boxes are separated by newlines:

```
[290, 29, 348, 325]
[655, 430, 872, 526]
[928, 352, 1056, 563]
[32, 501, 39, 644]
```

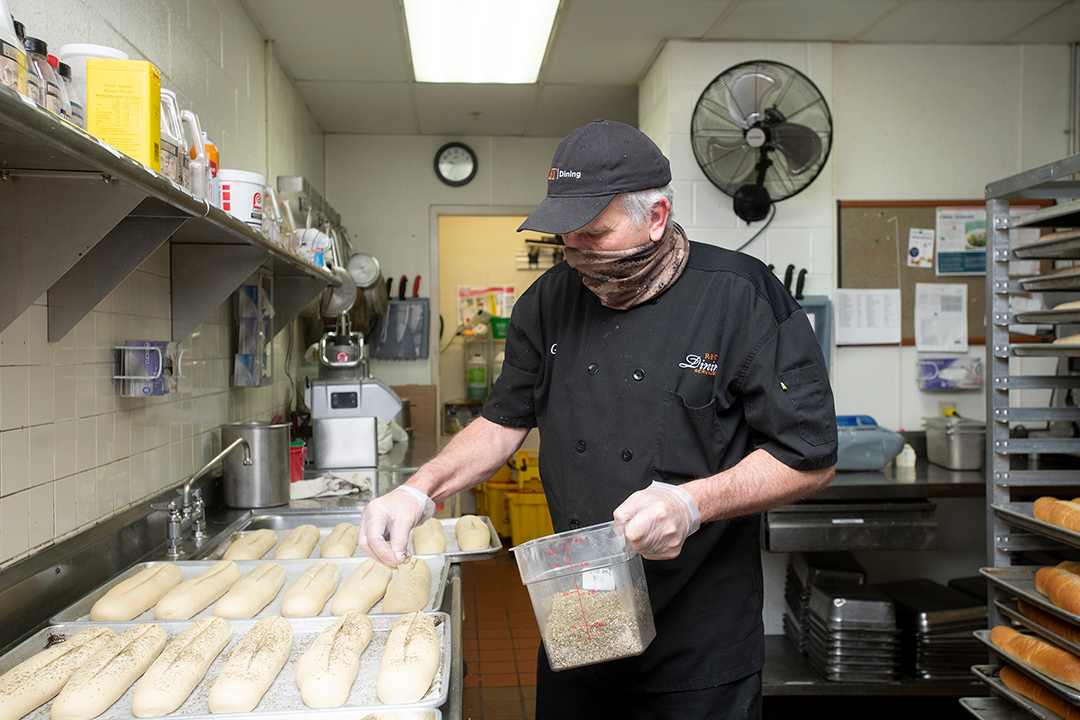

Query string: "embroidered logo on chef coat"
[679, 354, 718, 376]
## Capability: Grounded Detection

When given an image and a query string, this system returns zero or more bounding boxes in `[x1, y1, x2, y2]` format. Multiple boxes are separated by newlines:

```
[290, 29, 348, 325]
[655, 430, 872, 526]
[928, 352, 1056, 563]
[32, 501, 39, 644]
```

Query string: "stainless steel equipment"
[923, 416, 986, 470]
[306, 378, 402, 469]
[221, 422, 291, 508]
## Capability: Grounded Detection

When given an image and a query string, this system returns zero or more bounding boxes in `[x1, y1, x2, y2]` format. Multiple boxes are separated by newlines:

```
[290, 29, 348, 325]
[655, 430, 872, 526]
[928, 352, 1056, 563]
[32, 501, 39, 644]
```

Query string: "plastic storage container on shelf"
[0, 2, 27, 96]
[507, 490, 554, 546]
[218, 169, 265, 231]
[58, 43, 128, 111]
[512, 521, 656, 671]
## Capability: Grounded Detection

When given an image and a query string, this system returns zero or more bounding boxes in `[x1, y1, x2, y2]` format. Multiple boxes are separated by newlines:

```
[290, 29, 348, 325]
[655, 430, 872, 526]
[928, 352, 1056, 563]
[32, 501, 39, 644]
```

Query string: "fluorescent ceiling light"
[404, 0, 559, 84]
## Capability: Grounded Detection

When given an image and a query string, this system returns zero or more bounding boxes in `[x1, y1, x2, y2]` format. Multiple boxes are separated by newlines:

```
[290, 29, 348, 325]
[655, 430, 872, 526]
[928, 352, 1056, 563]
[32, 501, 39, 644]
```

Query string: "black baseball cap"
[518, 119, 671, 234]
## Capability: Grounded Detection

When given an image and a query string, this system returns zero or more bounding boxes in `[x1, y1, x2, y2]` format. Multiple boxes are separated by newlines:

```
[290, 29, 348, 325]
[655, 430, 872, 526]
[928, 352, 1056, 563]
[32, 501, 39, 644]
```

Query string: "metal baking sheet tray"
[996, 597, 1080, 657]
[0, 614, 451, 719]
[994, 503, 1080, 551]
[960, 695, 1037, 720]
[980, 566, 1080, 629]
[1012, 230, 1080, 260]
[1009, 344, 1080, 357]
[205, 516, 501, 562]
[51, 557, 449, 624]
[1020, 268, 1080, 292]
[975, 628, 1080, 704]
[971, 665, 1070, 720]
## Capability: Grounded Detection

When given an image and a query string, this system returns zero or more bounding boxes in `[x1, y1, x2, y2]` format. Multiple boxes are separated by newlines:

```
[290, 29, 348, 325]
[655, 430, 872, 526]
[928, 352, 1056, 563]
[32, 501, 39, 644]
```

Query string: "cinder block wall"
[0, 0, 324, 566]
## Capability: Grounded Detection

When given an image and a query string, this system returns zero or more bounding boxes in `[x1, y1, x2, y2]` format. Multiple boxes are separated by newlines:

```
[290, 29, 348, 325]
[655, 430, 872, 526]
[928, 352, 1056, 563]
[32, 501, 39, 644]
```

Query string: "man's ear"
[649, 197, 671, 242]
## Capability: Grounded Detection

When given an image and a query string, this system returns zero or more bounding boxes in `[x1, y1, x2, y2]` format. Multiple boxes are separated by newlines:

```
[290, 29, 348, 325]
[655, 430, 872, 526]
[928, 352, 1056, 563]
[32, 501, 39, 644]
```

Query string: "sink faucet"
[165, 437, 252, 558]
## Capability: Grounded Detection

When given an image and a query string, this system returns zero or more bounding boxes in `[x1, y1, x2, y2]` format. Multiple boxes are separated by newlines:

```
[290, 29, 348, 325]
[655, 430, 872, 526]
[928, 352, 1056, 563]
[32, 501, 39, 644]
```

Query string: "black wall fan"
[691, 60, 832, 223]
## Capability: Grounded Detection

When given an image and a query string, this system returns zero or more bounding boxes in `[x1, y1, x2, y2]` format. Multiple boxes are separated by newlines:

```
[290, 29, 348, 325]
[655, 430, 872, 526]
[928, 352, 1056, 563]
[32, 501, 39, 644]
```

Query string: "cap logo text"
[548, 168, 581, 180]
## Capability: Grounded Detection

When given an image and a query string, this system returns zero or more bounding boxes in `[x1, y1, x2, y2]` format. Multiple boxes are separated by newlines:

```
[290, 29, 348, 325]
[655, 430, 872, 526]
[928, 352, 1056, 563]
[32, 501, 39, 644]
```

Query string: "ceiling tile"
[545, 1, 733, 84]
[414, 84, 541, 136]
[296, 81, 418, 134]
[245, 0, 410, 82]
[708, 0, 898, 41]
[527, 84, 638, 137]
[1007, 2, 1080, 43]
[857, 1, 1063, 43]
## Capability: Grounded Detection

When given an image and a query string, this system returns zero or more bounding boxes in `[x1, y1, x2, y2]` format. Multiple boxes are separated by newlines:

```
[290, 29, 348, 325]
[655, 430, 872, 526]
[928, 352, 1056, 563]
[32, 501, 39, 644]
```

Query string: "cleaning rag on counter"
[290, 470, 374, 500]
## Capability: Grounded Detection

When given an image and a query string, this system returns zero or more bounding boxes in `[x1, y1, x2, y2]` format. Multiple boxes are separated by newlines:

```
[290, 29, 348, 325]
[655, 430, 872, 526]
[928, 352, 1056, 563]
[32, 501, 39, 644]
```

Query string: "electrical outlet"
[938, 401, 957, 416]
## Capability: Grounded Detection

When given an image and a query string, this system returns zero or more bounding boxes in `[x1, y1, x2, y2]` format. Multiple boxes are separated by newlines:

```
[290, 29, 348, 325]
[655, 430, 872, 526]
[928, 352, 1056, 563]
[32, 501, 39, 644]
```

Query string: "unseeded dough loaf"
[214, 563, 285, 619]
[90, 564, 183, 621]
[51, 623, 167, 720]
[1033, 497, 1080, 534]
[382, 557, 431, 613]
[154, 560, 241, 620]
[1054, 300, 1080, 311]
[376, 612, 440, 704]
[274, 525, 320, 559]
[281, 561, 340, 617]
[320, 523, 359, 558]
[412, 518, 446, 555]
[1000, 665, 1080, 720]
[296, 610, 373, 708]
[131, 616, 232, 717]
[0, 626, 115, 720]
[331, 559, 392, 615]
[207, 616, 292, 714]
[1036, 561, 1080, 616]
[222, 529, 277, 560]
[454, 515, 490, 551]
[1055, 333, 1080, 345]
[990, 625, 1080, 690]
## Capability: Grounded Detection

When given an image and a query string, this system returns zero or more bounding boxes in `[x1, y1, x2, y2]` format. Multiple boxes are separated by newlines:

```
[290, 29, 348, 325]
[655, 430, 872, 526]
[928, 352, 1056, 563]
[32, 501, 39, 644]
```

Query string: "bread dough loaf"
[0, 626, 115, 720]
[331, 559, 392, 615]
[207, 616, 292, 714]
[376, 612, 440, 704]
[222, 529, 277, 560]
[155, 560, 241, 620]
[412, 518, 446, 555]
[52, 623, 167, 720]
[281, 560, 340, 617]
[1018, 598, 1080, 645]
[382, 557, 431, 614]
[991, 624, 1080, 690]
[214, 563, 285, 619]
[1034, 497, 1080, 533]
[296, 610, 373, 708]
[1036, 560, 1080, 615]
[321, 523, 359, 558]
[1054, 300, 1080, 311]
[274, 525, 320, 559]
[1000, 665, 1080, 720]
[90, 564, 183, 622]
[131, 616, 232, 717]
[454, 515, 490, 551]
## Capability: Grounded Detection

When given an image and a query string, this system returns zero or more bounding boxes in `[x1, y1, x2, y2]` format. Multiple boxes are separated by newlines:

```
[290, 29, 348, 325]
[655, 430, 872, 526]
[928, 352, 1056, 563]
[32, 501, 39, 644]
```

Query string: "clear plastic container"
[512, 521, 656, 671]
[58, 43, 128, 112]
[57, 61, 85, 128]
[0, 2, 27, 96]
[159, 89, 184, 183]
[46, 54, 73, 123]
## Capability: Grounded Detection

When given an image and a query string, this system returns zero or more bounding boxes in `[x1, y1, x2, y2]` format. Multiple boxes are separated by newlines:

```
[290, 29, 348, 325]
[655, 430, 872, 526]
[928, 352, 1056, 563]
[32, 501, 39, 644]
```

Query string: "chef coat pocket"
[653, 391, 724, 483]
[780, 365, 832, 446]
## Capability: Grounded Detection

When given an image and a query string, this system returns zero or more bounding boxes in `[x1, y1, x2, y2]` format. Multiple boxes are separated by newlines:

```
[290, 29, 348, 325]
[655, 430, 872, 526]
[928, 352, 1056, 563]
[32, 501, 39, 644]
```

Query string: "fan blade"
[771, 122, 821, 176]
[725, 70, 778, 128]
[702, 141, 758, 192]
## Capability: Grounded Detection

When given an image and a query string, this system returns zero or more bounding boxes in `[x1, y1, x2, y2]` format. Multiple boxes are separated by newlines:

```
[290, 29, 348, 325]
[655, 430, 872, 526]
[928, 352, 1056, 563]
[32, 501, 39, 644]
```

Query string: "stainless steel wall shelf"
[0, 87, 338, 342]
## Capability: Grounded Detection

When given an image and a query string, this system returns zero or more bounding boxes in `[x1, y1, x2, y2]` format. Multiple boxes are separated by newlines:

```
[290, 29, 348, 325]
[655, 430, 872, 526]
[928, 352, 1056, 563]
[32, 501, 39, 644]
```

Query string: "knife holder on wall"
[370, 298, 429, 359]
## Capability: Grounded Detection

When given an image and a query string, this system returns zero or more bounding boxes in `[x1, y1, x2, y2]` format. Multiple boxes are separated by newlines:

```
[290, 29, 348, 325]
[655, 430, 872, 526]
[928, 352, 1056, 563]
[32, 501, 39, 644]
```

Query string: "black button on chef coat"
[483, 240, 837, 692]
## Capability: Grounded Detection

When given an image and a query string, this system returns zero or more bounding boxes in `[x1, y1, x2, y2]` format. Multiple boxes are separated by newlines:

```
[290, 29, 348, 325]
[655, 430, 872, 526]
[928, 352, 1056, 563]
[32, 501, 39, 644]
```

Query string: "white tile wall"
[0, 0, 323, 566]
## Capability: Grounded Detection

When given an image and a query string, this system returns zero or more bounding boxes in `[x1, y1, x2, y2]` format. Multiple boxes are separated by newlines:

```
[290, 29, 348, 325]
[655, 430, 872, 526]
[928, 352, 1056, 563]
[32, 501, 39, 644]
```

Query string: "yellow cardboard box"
[86, 59, 161, 171]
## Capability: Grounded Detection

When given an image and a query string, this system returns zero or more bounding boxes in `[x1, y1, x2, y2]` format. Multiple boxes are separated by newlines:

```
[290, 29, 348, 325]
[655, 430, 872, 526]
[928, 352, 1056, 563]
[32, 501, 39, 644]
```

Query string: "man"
[359, 119, 837, 719]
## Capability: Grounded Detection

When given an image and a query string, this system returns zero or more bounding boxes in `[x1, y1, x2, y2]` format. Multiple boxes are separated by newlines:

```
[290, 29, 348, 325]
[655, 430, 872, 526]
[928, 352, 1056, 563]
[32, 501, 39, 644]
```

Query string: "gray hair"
[619, 185, 674, 228]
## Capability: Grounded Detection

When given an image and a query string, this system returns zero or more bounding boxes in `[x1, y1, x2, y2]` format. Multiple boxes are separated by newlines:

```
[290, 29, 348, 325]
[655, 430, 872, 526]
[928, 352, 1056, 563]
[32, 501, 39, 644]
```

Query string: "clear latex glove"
[357, 485, 436, 566]
[612, 480, 701, 560]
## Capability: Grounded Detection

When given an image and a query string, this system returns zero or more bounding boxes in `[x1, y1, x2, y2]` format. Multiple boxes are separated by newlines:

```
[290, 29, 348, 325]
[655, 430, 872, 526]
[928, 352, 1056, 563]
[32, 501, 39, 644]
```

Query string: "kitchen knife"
[413, 275, 421, 298]
[398, 275, 408, 300]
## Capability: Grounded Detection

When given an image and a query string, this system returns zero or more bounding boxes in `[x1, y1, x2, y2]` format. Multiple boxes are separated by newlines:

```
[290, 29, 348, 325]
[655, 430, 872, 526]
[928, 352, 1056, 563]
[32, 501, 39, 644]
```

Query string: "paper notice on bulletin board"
[834, 289, 902, 345]
[936, 206, 1041, 276]
[456, 286, 515, 327]
[914, 283, 968, 352]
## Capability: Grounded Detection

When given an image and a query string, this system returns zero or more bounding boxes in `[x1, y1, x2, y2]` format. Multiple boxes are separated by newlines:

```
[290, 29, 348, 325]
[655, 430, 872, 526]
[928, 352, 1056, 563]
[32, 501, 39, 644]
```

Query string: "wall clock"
[434, 142, 477, 187]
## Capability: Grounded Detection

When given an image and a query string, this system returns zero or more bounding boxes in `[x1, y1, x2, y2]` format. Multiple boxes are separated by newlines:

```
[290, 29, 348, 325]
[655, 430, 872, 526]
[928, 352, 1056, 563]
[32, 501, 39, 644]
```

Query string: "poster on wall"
[935, 207, 1041, 276]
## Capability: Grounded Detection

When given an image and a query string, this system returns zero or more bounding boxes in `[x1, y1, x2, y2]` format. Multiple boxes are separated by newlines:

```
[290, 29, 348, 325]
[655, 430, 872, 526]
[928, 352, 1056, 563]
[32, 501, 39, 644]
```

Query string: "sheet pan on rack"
[974, 629, 1080, 704]
[970, 665, 1069, 720]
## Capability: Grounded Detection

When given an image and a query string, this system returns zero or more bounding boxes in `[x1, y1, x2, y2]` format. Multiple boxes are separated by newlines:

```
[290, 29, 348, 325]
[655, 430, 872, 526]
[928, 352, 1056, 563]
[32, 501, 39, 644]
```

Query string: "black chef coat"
[483, 240, 837, 692]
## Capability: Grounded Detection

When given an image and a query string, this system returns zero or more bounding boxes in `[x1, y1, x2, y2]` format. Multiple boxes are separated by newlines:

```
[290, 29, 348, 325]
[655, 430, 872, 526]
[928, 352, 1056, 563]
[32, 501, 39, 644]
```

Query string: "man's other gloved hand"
[613, 481, 701, 560]
[357, 485, 436, 566]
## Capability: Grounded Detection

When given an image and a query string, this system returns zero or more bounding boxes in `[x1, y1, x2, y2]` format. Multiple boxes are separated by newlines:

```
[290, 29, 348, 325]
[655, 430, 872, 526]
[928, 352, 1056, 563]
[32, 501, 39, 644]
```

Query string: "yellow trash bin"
[507, 490, 555, 547]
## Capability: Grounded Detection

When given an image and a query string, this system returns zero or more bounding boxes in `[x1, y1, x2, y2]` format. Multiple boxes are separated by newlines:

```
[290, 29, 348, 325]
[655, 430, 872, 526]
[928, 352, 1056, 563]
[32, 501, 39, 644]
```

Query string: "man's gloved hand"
[613, 480, 701, 560]
[357, 485, 436, 566]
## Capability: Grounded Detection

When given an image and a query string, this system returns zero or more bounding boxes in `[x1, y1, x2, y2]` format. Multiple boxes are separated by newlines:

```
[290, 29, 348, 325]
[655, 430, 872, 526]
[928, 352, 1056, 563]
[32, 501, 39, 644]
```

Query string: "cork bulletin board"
[837, 199, 1053, 345]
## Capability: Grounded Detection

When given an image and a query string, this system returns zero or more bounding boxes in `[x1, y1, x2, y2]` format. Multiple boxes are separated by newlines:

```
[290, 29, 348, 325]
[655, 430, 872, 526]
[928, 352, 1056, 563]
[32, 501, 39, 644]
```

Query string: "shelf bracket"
[47, 215, 189, 341]
[272, 275, 326, 338]
[171, 243, 269, 341]
[0, 171, 146, 335]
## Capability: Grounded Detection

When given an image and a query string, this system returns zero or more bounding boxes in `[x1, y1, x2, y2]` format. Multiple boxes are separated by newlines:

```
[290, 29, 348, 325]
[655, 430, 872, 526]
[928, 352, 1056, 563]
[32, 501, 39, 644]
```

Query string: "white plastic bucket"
[58, 43, 128, 108]
[218, 169, 265, 230]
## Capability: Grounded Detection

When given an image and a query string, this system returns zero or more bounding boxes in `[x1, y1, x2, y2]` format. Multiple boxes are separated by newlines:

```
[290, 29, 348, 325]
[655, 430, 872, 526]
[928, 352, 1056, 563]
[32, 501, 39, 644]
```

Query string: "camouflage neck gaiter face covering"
[563, 222, 690, 310]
